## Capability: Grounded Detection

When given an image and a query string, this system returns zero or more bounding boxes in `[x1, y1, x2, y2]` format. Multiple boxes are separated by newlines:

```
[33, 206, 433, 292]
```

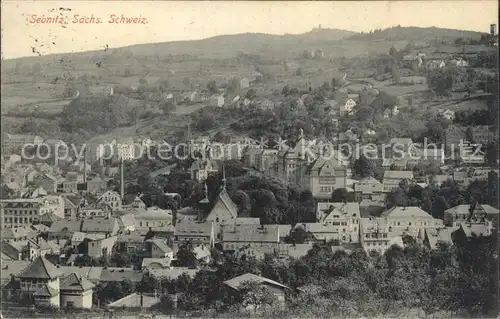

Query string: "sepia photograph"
[0, 1, 499, 318]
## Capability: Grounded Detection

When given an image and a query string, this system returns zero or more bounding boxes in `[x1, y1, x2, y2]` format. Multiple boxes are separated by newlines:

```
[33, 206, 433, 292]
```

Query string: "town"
[1, 13, 499, 319]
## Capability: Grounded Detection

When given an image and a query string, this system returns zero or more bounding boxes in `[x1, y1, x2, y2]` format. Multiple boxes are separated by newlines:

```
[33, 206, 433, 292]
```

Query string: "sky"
[1, 1, 498, 59]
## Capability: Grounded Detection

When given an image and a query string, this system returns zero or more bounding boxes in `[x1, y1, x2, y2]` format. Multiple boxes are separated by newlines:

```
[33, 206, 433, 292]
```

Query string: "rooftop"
[224, 273, 289, 291]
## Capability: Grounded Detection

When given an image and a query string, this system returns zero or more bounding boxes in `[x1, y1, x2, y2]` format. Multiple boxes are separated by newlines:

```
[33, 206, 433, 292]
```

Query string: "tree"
[207, 80, 218, 95]
[431, 196, 449, 220]
[238, 281, 277, 313]
[161, 100, 176, 115]
[183, 77, 191, 88]
[389, 46, 398, 57]
[352, 154, 378, 179]
[331, 188, 355, 202]
[139, 78, 148, 86]
[391, 65, 400, 84]
[0, 184, 15, 199]
[176, 240, 197, 268]
[245, 88, 257, 100]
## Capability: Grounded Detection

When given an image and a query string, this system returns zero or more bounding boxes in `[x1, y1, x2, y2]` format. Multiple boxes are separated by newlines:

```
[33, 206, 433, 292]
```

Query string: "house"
[87, 235, 117, 258]
[240, 78, 250, 89]
[359, 218, 404, 254]
[437, 109, 455, 121]
[135, 207, 174, 236]
[81, 218, 119, 236]
[1, 196, 65, 229]
[97, 191, 122, 212]
[33, 174, 62, 194]
[146, 238, 173, 259]
[48, 220, 82, 241]
[444, 204, 499, 227]
[381, 206, 444, 236]
[16, 256, 62, 308]
[193, 244, 211, 264]
[470, 125, 494, 145]
[59, 272, 95, 309]
[86, 176, 108, 195]
[118, 213, 137, 232]
[353, 177, 385, 202]
[315, 202, 360, 243]
[1, 226, 37, 243]
[221, 224, 280, 252]
[339, 99, 356, 116]
[223, 273, 289, 309]
[421, 228, 454, 250]
[299, 155, 348, 200]
[189, 159, 219, 182]
[427, 60, 446, 69]
[451, 222, 494, 244]
[115, 232, 146, 254]
[449, 58, 469, 67]
[382, 170, 414, 192]
[174, 221, 216, 248]
[62, 195, 80, 220]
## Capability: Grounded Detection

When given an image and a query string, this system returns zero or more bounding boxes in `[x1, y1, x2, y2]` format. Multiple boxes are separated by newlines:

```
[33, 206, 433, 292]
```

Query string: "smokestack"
[83, 149, 87, 183]
[120, 157, 125, 203]
[140, 294, 144, 307]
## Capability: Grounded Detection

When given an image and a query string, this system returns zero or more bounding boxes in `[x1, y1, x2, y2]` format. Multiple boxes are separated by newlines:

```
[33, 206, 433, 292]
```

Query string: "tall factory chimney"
[83, 148, 87, 183]
[120, 157, 125, 203]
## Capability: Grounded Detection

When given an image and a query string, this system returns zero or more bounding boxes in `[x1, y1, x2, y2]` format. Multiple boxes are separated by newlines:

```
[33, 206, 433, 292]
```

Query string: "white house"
[438, 109, 455, 121]
[340, 99, 357, 116]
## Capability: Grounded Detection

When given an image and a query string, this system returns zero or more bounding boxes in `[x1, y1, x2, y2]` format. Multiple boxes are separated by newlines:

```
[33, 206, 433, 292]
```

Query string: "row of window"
[320, 186, 333, 192]
[5, 210, 39, 215]
[366, 241, 389, 246]
[365, 233, 388, 239]
[4, 217, 37, 223]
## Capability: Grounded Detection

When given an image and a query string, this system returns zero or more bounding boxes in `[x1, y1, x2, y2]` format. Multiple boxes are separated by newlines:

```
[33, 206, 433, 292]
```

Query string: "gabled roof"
[60, 272, 95, 292]
[323, 202, 361, 220]
[224, 273, 289, 291]
[81, 218, 118, 233]
[49, 220, 82, 233]
[222, 225, 279, 243]
[147, 238, 172, 254]
[383, 170, 414, 180]
[174, 220, 213, 236]
[382, 206, 434, 219]
[34, 284, 59, 297]
[206, 187, 238, 221]
[17, 256, 62, 279]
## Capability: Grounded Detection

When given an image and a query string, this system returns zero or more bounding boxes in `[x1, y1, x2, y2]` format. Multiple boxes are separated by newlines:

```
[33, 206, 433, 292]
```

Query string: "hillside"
[1, 29, 356, 69]
[347, 26, 486, 42]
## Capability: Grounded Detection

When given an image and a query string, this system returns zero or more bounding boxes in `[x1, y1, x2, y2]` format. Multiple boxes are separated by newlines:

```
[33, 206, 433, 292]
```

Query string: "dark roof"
[63, 195, 82, 208]
[48, 220, 82, 233]
[99, 268, 144, 283]
[17, 256, 62, 279]
[60, 273, 95, 292]
[81, 218, 118, 233]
